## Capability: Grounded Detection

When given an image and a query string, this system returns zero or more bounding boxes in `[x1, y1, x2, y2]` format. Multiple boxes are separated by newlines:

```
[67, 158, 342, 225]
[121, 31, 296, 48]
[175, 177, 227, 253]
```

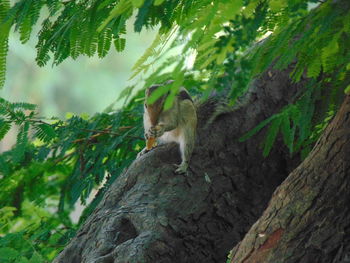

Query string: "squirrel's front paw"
[174, 162, 188, 174]
[148, 125, 165, 138]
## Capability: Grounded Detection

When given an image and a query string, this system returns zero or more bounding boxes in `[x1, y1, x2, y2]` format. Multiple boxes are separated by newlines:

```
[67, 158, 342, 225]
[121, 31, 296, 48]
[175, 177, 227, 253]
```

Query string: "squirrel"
[137, 82, 197, 174]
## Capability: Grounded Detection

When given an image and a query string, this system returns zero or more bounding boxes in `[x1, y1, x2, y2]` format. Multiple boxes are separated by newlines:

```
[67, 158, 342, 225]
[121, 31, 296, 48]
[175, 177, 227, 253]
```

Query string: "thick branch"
[54, 67, 306, 263]
[230, 96, 350, 263]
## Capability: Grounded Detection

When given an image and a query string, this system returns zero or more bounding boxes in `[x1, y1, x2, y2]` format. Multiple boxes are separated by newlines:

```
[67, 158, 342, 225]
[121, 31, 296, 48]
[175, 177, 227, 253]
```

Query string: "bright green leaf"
[269, 0, 287, 12]
[132, 0, 145, 8]
[153, 0, 165, 6]
[147, 84, 171, 105]
[345, 85, 350, 95]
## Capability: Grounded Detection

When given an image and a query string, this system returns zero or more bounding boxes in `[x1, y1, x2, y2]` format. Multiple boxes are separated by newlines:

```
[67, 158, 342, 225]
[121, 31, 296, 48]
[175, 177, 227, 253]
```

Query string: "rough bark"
[53, 67, 305, 263]
[230, 95, 350, 263]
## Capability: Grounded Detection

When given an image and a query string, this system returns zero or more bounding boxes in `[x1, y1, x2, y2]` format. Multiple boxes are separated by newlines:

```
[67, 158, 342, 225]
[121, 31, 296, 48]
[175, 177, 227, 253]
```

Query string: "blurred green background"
[0, 21, 157, 151]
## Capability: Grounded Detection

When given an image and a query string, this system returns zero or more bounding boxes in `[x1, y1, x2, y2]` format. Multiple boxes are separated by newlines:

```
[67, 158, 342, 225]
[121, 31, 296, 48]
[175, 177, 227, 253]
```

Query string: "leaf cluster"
[0, 92, 145, 261]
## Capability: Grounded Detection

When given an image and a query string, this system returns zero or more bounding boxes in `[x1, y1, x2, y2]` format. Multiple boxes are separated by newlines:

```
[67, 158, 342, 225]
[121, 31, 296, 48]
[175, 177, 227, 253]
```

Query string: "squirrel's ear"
[146, 85, 161, 96]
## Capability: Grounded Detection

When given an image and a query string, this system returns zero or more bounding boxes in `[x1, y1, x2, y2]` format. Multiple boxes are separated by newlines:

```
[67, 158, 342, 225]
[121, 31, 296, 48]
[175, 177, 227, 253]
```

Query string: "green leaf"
[18, 257, 30, 263]
[345, 85, 350, 95]
[0, 1, 11, 89]
[98, 28, 112, 58]
[239, 114, 280, 142]
[321, 37, 339, 73]
[117, 85, 134, 102]
[12, 121, 29, 163]
[130, 32, 163, 79]
[307, 56, 322, 79]
[29, 252, 44, 263]
[219, 0, 243, 20]
[131, 0, 145, 8]
[134, 0, 152, 32]
[114, 38, 126, 52]
[147, 84, 171, 105]
[70, 25, 82, 59]
[269, 0, 287, 12]
[10, 102, 36, 110]
[0, 247, 19, 260]
[18, 0, 42, 44]
[263, 117, 282, 157]
[153, 0, 165, 6]
[298, 89, 314, 142]
[242, 0, 259, 18]
[280, 113, 295, 153]
[163, 74, 183, 110]
[0, 118, 11, 140]
[34, 123, 57, 142]
[163, 93, 176, 110]
[98, 0, 132, 32]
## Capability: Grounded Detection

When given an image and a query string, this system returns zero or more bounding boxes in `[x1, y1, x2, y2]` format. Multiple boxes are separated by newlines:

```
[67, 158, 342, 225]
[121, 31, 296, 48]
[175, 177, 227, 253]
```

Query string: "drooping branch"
[230, 95, 350, 263]
[53, 67, 306, 263]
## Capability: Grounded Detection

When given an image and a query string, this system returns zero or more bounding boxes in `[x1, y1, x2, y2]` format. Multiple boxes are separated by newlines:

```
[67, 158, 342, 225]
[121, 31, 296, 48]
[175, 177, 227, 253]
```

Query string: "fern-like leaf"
[98, 0, 132, 32]
[0, 118, 11, 140]
[46, 0, 62, 16]
[280, 112, 295, 153]
[114, 37, 126, 52]
[70, 25, 82, 59]
[134, 0, 152, 32]
[307, 55, 322, 79]
[12, 121, 29, 163]
[97, 27, 112, 58]
[239, 114, 280, 142]
[0, 0, 10, 89]
[18, 0, 43, 43]
[33, 123, 57, 143]
[263, 117, 282, 157]
[130, 31, 172, 80]
[10, 101, 36, 110]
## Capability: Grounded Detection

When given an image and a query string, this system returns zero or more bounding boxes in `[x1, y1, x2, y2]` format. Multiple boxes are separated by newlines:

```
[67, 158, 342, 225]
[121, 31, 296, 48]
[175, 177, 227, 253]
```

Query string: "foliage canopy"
[0, 0, 349, 261]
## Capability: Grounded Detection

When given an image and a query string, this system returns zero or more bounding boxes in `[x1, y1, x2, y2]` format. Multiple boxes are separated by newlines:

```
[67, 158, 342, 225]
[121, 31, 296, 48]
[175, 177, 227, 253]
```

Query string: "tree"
[0, 0, 349, 262]
[53, 66, 307, 263]
[230, 95, 350, 263]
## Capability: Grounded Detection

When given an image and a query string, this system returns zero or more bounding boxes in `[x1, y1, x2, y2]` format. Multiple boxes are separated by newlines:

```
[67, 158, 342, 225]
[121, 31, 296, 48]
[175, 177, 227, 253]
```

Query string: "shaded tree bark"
[53, 67, 306, 263]
[230, 95, 350, 263]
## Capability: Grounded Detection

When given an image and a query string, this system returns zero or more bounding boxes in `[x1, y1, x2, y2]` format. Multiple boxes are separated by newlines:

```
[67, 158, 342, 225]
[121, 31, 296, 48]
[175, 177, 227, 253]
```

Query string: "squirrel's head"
[145, 84, 167, 126]
[145, 81, 173, 126]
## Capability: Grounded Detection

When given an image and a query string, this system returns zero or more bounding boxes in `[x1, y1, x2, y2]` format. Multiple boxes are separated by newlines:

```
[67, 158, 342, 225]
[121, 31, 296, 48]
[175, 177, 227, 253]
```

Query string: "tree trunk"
[53, 67, 305, 263]
[230, 95, 350, 263]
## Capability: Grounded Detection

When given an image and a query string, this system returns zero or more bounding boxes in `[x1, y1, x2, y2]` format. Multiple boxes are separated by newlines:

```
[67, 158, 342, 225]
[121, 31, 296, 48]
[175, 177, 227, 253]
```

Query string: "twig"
[73, 126, 143, 143]
[28, 119, 52, 125]
[54, 152, 75, 164]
